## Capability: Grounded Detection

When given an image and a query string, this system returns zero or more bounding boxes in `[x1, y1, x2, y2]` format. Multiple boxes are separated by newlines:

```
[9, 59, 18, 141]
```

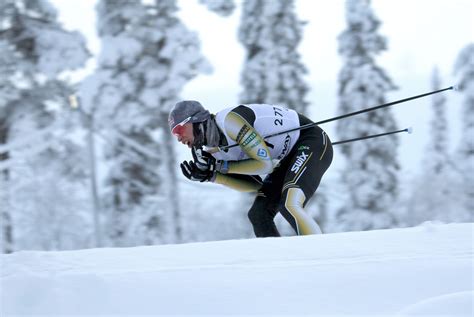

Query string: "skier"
[168, 100, 333, 237]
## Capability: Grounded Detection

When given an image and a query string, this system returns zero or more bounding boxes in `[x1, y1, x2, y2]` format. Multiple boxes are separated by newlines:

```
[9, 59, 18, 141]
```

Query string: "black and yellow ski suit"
[209, 104, 333, 237]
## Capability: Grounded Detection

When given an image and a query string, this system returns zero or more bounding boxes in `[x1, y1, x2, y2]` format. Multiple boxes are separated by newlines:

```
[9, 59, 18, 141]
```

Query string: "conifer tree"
[81, 0, 210, 245]
[335, 0, 399, 231]
[406, 68, 453, 225]
[425, 67, 449, 175]
[453, 43, 474, 219]
[237, 0, 326, 234]
[238, 0, 309, 114]
[0, 0, 88, 252]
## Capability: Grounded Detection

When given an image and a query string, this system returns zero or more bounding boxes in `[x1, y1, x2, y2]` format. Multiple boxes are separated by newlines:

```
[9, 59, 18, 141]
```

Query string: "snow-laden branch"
[0, 124, 55, 155]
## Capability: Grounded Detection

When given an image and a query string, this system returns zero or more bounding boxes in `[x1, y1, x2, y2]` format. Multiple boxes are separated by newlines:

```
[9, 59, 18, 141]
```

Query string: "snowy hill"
[1, 223, 473, 316]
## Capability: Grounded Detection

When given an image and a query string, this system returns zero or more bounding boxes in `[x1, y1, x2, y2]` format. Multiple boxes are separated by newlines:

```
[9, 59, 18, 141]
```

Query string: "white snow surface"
[1, 223, 472, 316]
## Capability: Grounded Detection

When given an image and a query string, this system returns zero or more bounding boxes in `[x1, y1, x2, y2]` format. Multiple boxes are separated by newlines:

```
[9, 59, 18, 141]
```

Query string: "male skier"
[168, 100, 333, 237]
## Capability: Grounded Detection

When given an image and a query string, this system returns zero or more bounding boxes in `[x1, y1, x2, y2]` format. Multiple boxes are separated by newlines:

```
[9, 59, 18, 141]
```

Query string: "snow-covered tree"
[80, 0, 210, 246]
[453, 43, 474, 220]
[335, 0, 399, 231]
[237, 0, 333, 234]
[425, 67, 450, 175]
[0, 0, 89, 252]
[403, 68, 457, 225]
[237, 0, 322, 235]
[238, 0, 309, 114]
[11, 112, 94, 251]
[0, 30, 20, 254]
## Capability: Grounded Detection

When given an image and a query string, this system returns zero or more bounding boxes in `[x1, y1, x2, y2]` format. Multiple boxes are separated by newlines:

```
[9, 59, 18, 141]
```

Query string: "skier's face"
[172, 122, 194, 148]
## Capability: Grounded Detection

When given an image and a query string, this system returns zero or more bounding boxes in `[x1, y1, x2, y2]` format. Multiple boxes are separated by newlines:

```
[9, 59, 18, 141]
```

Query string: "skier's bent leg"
[248, 195, 280, 237]
[278, 187, 322, 235]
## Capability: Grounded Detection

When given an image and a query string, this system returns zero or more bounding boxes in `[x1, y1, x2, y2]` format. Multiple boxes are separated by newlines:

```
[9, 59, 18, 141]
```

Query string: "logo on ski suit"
[291, 152, 308, 174]
[257, 148, 268, 158]
[277, 135, 291, 160]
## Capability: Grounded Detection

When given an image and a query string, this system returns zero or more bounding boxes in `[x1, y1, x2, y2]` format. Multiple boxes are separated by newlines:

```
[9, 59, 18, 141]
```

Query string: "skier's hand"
[192, 147, 216, 171]
[191, 147, 230, 174]
[180, 160, 214, 182]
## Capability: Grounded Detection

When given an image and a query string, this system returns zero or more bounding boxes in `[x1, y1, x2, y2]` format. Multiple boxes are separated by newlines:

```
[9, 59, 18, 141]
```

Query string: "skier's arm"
[220, 106, 274, 175]
[213, 173, 262, 192]
[187, 146, 263, 192]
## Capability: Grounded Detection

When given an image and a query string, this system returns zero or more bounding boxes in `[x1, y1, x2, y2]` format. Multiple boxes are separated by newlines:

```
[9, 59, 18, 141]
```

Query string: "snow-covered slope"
[1, 223, 473, 316]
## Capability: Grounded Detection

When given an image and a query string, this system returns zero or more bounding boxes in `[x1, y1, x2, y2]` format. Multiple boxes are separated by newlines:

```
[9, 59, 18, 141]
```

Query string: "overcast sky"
[51, 0, 473, 176]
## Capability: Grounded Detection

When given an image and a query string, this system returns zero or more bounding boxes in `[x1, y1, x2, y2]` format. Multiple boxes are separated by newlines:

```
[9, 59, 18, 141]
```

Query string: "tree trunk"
[0, 120, 13, 253]
[87, 120, 102, 247]
[162, 114, 182, 243]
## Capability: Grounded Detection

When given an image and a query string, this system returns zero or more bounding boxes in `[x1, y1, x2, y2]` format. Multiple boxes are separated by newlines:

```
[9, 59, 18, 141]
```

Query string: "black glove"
[191, 147, 216, 171]
[192, 147, 230, 174]
[180, 160, 214, 182]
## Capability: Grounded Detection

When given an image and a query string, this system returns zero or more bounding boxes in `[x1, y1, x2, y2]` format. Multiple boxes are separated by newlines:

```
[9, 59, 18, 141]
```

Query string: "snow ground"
[1, 222, 473, 316]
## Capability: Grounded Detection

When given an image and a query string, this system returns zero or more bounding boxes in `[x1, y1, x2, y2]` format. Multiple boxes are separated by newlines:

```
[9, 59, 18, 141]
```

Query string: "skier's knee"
[247, 196, 280, 237]
[248, 202, 269, 226]
[278, 188, 322, 235]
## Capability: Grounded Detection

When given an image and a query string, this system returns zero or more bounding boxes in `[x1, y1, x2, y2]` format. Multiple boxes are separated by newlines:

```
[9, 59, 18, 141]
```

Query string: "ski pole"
[332, 127, 412, 146]
[267, 86, 454, 137]
[314, 86, 454, 126]
[219, 86, 454, 151]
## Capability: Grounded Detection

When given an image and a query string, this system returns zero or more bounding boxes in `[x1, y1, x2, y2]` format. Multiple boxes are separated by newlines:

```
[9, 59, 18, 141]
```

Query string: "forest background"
[0, 0, 472, 252]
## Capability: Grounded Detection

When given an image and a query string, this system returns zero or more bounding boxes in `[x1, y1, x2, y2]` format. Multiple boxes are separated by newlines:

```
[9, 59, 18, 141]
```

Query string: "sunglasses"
[171, 116, 192, 136]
